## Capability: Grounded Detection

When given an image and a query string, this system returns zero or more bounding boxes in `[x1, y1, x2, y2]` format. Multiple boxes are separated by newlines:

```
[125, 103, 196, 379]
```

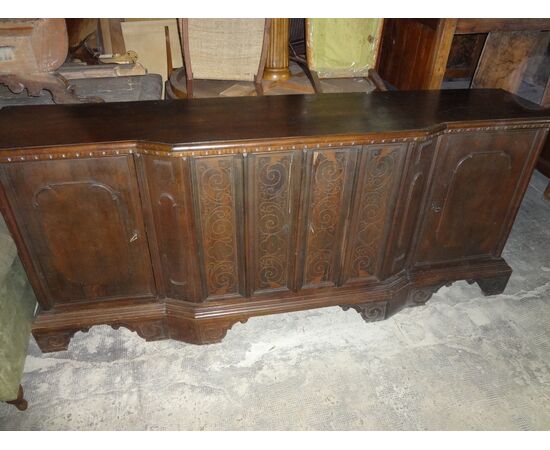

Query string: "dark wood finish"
[378, 19, 457, 90]
[415, 130, 542, 265]
[2, 90, 550, 149]
[1, 156, 155, 307]
[6, 385, 28, 411]
[0, 91, 548, 352]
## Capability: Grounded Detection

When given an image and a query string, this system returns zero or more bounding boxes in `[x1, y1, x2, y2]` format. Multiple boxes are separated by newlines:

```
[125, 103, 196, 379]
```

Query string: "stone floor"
[0, 170, 549, 430]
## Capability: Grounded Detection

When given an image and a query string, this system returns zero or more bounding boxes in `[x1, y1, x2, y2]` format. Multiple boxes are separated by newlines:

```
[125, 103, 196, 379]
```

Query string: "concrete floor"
[0, 170, 549, 430]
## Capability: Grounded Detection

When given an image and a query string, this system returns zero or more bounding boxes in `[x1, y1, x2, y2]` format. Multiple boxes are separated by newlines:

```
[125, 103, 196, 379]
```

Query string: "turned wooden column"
[263, 18, 291, 81]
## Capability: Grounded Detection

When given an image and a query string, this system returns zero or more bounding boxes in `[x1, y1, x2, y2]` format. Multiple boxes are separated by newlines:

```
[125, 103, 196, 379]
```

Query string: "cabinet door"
[297, 147, 358, 289]
[381, 139, 437, 278]
[2, 156, 156, 305]
[341, 143, 407, 284]
[415, 130, 542, 266]
[246, 151, 302, 295]
[191, 154, 246, 300]
[141, 156, 202, 302]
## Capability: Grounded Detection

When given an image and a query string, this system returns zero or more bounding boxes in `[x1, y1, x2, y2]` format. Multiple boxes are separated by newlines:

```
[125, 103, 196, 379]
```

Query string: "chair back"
[306, 19, 383, 79]
[180, 19, 269, 82]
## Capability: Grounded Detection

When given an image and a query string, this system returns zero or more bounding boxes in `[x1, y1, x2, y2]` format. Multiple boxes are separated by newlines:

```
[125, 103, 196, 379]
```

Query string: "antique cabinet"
[0, 90, 548, 353]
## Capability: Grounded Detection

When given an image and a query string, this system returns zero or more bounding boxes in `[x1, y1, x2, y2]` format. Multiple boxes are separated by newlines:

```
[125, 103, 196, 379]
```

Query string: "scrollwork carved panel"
[343, 144, 405, 283]
[303, 149, 356, 287]
[193, 155, 242, 298]
[248, 152, 298, 293]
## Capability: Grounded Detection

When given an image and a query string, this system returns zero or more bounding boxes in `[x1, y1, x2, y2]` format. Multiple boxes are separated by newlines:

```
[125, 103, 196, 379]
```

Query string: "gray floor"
[1, 171, 549, 431]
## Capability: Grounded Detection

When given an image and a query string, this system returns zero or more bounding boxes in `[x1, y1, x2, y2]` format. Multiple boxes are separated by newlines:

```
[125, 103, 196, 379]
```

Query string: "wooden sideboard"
[0, 90, 549, 353]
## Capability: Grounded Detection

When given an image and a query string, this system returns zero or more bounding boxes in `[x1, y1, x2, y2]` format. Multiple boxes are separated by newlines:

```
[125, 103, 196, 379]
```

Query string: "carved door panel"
[190, 154, 245, 300]
[296, 147, 359, 289]
[341, 144, 407, 284]
[246, 151, 302, 295]
[415, 130, 542, 265]
[380, 139, 437, 278]
[141, 156, 202, 302]
[2, 156, 155, 305]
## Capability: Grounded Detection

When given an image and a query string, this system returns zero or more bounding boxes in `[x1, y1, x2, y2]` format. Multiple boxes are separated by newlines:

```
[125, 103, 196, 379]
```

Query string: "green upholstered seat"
[0, 214, 36, 404]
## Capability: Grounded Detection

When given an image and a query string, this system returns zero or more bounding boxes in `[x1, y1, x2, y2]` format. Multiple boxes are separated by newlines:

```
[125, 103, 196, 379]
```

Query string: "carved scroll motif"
[195, 157, 239, 297]
[350, 148, 399, 280]
[255, 154, 292, 291]
[341, 301, 388, 322]
[304, 151, 347, 286]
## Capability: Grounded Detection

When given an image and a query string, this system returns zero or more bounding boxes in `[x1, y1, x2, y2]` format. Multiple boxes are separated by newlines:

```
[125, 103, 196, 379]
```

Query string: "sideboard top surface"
[1, 89, 549, 150]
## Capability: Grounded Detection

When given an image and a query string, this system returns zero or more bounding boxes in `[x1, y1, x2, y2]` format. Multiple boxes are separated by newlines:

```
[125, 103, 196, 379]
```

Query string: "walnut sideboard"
[0, 90, 549, 353]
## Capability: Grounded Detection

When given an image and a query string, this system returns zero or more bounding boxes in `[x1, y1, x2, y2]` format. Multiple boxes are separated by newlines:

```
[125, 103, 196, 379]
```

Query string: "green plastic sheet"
[307, 18, 383, 78]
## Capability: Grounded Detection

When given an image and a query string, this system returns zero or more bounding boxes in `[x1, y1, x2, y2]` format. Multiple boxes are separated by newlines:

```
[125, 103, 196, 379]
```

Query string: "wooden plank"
[426, 19, 457, 89]
[99, 18, 112, 55]
[456, 19, 550, 35]
[109, 19, 126, 55]
[472, 31, 540, 94]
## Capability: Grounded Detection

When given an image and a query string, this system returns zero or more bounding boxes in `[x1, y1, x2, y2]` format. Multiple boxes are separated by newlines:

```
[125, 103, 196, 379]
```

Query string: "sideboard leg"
[167, 316, 249, 345]
[475, 274, 511, 296]
[6, 385, 28, 411]
[340, 300, 388, 322]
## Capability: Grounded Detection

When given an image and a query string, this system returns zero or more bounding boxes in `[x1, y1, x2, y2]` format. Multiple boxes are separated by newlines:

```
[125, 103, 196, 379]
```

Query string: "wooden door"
[1, 156, 156, 305]
[381, 139, 437, 277]
[246, 151, 302, 295]
[341, 143, 407, 284]
[415, 129, 543, 266]
[296, 147, 358, 289]
[190, 154, 246, 300]
[141, 155, 202, 302]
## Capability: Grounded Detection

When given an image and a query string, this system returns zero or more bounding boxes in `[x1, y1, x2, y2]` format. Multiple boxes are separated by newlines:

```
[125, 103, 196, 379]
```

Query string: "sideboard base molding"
[31, 260, 511, 353]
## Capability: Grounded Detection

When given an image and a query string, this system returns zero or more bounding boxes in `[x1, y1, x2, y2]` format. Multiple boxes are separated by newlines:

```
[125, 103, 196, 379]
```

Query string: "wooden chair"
[175, 19, 271, 98]
[295, 18, 387, 93]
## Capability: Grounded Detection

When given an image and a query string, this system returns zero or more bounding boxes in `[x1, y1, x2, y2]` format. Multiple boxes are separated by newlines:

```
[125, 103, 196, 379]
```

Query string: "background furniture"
[0, 74, 162, 107]
[263, 19, 291, 81]
[0, 90, 548, 353]
[0, 214, 36, 410]
[171, 19, 271, 98]
[304, 18, 386, 92]
[0, 19, 84, 104]
[378, 19, 550, 92]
